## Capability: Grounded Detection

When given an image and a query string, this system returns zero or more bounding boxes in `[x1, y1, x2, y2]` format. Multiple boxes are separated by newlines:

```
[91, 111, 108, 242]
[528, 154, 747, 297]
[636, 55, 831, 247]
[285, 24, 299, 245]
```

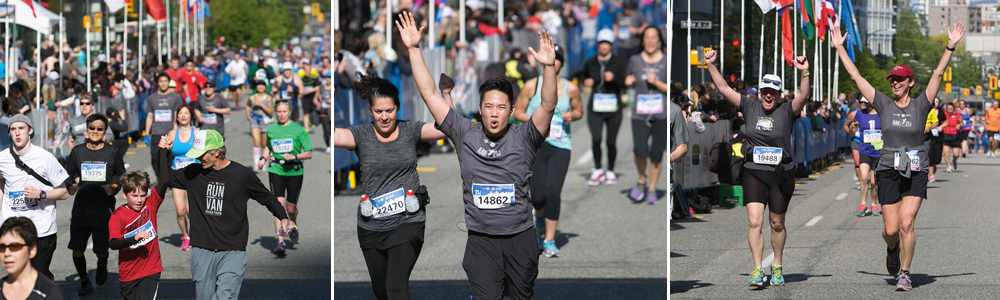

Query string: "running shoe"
[895, 271, 912, 291]
[929, 176, 936, 183]
[180, 236, 191, 251]
[646, 190, 659, 204]
[78, 279, 93, 296]
[542, 240, 560, 258]
[274, 241, 287, 256]
[946, 165, 953, 173]
[289, 229, 299, 243]
[871, 204, 881, 216]
[587, 169, 605, 186]
[856, 203, 867, 217]
[749, 267, 764, 286]
[887, 241, 901, 276]
[629, 181, 646, 202]
[325, 147, 332, 154]
[96, 265, 108, 285]
[605, 171, 618, 185]
[770, 265, 784, 286]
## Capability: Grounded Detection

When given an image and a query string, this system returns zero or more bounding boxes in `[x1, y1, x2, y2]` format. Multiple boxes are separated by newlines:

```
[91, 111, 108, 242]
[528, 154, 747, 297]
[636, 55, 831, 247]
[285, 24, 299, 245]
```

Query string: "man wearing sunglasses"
[67, 97, 111, 147]
[64, 113, 126, 295]
[0, 114, 71, 281]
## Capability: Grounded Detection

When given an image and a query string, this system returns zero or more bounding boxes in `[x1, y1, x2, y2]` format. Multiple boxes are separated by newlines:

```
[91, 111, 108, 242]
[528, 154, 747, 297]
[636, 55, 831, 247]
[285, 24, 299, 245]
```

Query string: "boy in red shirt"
[108, 142, 170, 299]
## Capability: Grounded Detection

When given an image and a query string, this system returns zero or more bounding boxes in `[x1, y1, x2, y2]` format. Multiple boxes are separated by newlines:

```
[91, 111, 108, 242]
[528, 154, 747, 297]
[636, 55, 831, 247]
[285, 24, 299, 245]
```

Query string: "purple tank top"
[854, 109, 881, 158]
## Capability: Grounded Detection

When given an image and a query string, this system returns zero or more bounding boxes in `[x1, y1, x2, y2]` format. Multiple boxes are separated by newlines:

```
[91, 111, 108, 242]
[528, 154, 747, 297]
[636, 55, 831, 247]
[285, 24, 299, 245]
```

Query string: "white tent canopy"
[15, 1, 64, 35]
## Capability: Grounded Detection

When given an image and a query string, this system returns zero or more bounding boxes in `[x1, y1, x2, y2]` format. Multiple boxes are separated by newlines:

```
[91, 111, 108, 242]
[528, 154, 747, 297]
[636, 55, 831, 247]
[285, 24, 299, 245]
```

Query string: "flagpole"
[758, 10, 764, 82]
[166, 0, 171, 60]
[794, 3, 798, 82]
[687, 0, 691, 93]
[740, 0, 745, 80]
[720, 0, 724, 75]
[781, 10, 785, 86]
[666, 0, 673, 198]
[139, 0, 143, 78]
[59, 0, 64, 95]
[773, 10, 778, 74]
[123, 4, 127, 73]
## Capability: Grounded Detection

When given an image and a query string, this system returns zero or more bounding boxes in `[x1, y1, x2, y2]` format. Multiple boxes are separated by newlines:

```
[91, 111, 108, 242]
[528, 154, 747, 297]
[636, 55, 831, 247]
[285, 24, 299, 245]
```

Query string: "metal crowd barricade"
[27, 94, 143, 159]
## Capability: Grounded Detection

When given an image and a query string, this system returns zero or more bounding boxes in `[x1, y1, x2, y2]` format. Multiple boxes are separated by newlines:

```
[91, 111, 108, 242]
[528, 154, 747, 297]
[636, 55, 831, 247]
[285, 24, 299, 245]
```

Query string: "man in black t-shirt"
[166, 129, 296, 300]
[64, 114, 126, 295]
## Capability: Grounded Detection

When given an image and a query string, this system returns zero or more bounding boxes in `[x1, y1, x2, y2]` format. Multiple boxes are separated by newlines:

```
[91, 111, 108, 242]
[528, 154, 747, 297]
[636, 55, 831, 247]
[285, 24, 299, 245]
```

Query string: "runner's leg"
[587, 111, 604, 170]
[361, 248, 390, 300]
[543, 147, 570, 242]
[605, 111, 623, 172]
[898, 195, 923, 272]
[174, 188, 189, 238]
[384, 240, 423, 300]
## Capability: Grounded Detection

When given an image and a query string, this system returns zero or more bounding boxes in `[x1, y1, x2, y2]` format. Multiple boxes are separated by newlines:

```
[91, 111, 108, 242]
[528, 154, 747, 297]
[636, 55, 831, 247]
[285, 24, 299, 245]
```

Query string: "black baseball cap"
[205, 80, 216, 88]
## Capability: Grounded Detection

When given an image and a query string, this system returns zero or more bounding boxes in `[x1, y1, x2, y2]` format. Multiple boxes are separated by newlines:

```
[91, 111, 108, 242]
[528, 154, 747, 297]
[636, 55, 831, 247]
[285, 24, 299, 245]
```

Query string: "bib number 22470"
[472, 183, 514, 209]
[752, 147, 783, 165]
[371, 188, 406, 219]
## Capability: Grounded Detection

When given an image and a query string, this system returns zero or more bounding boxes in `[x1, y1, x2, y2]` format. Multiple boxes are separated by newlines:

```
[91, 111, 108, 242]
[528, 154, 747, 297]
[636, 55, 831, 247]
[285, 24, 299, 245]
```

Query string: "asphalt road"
[0, 97, 333, 299]
[671, 154, 1000, 299]
[334, 112, 669, 299]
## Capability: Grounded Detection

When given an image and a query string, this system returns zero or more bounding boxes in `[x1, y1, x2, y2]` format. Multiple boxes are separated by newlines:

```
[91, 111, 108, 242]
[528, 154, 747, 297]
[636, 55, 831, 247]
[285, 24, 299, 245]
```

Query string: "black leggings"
[529, 143, 571, 221]
[362, 240, 423, 300]
[319, 107, 331, 147]
[269, 173, 304, 204]
[742, 167, 796, 214]
[631, 118, 669, 162]
[587, 110, 623, 171]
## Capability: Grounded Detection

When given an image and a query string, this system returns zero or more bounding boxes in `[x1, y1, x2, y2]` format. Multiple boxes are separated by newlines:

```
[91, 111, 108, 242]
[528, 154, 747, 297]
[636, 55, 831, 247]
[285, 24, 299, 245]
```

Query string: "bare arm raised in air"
[398, 12, 451, 126]
[831, 27, 877, 103]
[704, 50, 742, 108]
[527, 31, 559, 136]
[925, 22, 966, 103]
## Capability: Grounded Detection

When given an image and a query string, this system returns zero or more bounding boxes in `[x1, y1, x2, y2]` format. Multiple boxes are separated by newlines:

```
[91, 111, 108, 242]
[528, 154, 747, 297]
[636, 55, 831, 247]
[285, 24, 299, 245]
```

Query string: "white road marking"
[763, 252, 775, 268]
[805, 216, 822, 227]
[575, 150, 593, 166]
[836, 192, 849, 200]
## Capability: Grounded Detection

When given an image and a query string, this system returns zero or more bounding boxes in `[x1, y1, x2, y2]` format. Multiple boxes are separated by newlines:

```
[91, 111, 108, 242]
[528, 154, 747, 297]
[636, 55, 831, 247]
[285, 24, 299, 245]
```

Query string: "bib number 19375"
[472, 183, 514, 209]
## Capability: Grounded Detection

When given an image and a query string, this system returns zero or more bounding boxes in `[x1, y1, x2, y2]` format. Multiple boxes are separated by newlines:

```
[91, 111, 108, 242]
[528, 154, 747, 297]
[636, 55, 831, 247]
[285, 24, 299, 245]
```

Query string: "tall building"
[854, 0, 897, 56]
[979, 2, 1000, 34]
[928, 3, 982, 35]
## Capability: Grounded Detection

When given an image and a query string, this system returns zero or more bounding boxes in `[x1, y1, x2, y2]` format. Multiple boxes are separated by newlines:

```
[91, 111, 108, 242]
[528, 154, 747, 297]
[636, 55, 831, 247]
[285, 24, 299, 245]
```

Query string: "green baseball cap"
[186, 130, 225, 159]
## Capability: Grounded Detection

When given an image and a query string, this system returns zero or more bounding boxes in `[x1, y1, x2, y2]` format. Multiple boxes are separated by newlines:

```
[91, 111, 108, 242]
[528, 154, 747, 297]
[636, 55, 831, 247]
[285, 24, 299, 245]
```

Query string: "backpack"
[708, 141, 732, 173]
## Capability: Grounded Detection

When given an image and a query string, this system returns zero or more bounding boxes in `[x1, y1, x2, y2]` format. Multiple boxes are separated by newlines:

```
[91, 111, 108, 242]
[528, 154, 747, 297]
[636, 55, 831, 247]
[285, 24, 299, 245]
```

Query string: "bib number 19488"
[752, 147, 783, 165]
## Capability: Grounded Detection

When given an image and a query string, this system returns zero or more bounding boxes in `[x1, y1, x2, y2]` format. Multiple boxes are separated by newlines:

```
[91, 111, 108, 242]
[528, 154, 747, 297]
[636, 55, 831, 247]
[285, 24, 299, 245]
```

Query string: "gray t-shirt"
[740, 95, 796, 171]
[627, 54, 670, 121]
[348, 120, 427, 232]
[436, 108, 545, 235]
[871, 91, 931, 172]
[669, 101, 689, 153]
[197, 93, 229, 135]
[615, 12, 646, 49]
[145, 92, 184, 135]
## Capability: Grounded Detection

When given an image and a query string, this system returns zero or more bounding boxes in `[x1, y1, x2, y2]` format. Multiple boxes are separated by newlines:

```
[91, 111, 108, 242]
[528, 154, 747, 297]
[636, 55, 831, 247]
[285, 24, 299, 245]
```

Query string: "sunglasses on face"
[0, 243, 26, 253]
[80, 102, 93, 106]
[888, 76, 909, 82]
[761, 78, 781, 86]
[88, 126, 105, 131]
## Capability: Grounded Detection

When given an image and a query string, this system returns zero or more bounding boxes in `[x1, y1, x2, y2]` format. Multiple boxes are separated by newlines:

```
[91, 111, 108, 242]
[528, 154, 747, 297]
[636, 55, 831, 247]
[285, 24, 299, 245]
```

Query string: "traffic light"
[311, 3, 321, 15]
[731, 40, 741, 61]
[944, 67, 952, 81]
[83, 16, 90, 31]
[126, 1, 137, 18]
[945, 82, 952, 94]
[690, 47, 712, 69]
[991, 76, 998, 90]
[977, 85, 983, 95]
[963, 88, 969, 96]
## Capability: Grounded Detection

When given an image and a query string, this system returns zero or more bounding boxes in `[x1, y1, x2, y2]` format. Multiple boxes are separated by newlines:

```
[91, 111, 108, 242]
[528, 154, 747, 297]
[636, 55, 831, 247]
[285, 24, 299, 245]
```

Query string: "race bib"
[203, 113, 218, 124]
[931, 128, 939, 137]
[472, 183, 514, 209]
[592, 93, 618, 112]
[81, 163, 107, 182]
[752, 147, 783, 165]
[994, 134, 1000, 140]
[123, 221, 157, 250]
[618, 28, 630, 38]
[281, 91, 292, 100]
[371, 188, 406, 219]
[863, 130, 882, 143]
[7, 190, 35, 211]
[636, 94, 664, 115]
[548, 119, 564, 141]
[894, 150, 920, 171]
[272, 139, 294, 153]
[174, 157, 198, 169]
[155, 110, 171, 122]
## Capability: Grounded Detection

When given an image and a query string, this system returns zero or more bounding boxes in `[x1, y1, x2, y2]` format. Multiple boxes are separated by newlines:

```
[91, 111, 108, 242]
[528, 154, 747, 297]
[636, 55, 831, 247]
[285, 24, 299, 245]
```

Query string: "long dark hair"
[640, 26, 667, 54]
[354, 72, 400, 107]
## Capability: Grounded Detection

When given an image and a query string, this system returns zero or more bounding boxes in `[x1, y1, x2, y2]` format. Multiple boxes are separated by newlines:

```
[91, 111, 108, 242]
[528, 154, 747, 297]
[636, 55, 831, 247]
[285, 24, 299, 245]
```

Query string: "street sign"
[681, 20, 713, 29]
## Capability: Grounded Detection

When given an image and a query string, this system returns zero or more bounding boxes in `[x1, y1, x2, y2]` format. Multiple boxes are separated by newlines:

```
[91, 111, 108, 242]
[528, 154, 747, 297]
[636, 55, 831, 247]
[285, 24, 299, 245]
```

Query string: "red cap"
[407, 190, 414, 196]
[887, 65, 914, 79]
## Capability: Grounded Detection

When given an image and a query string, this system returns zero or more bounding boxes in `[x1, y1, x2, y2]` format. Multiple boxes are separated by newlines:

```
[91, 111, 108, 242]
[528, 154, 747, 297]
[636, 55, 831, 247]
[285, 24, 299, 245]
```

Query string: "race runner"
[623, 26, 672, 204]
[165, 104, 200, 250]
[259, 101, 313, 256]
[580, 29, 627, 186]
[246, 80, 275, 173]
[844, 97, 881, 217]
[939, 102, 963, 173]
[985, 99, 1000, 156]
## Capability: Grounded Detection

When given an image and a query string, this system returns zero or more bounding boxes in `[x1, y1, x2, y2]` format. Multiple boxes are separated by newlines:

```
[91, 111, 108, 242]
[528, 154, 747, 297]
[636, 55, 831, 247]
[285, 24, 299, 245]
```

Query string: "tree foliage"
[207, 0, 297, 48]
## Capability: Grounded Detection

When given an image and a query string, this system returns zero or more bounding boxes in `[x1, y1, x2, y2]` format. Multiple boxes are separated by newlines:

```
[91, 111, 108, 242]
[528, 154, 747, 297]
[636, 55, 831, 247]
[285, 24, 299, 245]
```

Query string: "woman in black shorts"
[939, 102, 963, 172]
[833, 22, 965, 291]
[705, 49, 811, 287]
[332, 71, 452, 299]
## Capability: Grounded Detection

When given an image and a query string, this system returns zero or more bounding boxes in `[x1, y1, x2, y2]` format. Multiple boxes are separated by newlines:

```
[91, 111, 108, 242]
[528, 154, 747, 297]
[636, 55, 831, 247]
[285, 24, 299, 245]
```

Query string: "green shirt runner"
[265, 122, 312, 176]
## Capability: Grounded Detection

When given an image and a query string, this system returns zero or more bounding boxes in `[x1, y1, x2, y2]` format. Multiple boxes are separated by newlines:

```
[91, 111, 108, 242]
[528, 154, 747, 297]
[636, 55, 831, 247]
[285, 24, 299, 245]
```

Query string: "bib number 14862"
[472, 183, 515, 209]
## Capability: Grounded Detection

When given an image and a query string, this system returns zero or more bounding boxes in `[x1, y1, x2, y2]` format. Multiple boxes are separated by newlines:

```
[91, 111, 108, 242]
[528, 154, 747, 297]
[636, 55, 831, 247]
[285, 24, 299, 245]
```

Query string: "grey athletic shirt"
[196, 93, 229, 136]
[145, 92, 184, 135]
[740, 95, 795, 172]
[348, 121, 427, 232]
[669, 101, 689, 153]
[627, 54, 670, 121]
[871, 91, 931, 172]
[436, 108, 545, 235]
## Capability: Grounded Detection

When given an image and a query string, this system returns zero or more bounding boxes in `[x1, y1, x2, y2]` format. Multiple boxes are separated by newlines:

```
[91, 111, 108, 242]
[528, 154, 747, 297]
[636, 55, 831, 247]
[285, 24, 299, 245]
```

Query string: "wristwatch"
[40, 191, 46, 199]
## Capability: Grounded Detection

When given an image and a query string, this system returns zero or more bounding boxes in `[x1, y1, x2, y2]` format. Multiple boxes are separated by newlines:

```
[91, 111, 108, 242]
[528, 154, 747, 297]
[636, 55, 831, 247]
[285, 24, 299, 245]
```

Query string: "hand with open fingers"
[704, 50, 717, 65]
[831, 26, 847, 48]
[395, 11, 425, 49]
[528, 30, 557, 67]
[948, 22, 966, 48]
[793, 56, 809, 71]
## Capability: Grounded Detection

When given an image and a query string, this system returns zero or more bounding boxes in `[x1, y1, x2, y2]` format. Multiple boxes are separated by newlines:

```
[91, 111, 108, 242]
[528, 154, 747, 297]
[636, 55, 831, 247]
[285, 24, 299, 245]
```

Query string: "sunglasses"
[88, 126, 105, 131]
[0, 243, 26, 253]
[80, 102, 93, 106]
[761, 78, 782, 86]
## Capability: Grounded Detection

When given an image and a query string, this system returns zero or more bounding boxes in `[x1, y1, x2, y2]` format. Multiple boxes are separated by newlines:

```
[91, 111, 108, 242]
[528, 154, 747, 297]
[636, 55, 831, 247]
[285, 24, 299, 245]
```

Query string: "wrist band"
[946, 46, 956, 51]
[802, 72, 811, 77]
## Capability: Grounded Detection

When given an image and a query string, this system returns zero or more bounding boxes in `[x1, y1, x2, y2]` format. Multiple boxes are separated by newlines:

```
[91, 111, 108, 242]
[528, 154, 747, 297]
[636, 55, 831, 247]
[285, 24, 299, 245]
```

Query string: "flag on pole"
[18, 0, 36, 17]
[840, 0, 862, 61]
[825, 0, 838, 29]
[782, 7, 794, 66]
[817, 0, 836, 40]
[815, 0, 828, 40]
[145, 0, 166, 21]
[797, 0, 814, 40]
[755, 0, 794, 13]
[104, 0, 126, 13]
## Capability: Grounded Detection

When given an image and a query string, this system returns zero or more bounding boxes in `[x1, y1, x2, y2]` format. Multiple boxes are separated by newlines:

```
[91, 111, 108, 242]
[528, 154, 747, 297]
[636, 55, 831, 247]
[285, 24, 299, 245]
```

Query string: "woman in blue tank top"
[512, 46, 583, 259]
[845, 98, 882, 217]
[957, 100, 973, 156]
[163, 104, 200, 250]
